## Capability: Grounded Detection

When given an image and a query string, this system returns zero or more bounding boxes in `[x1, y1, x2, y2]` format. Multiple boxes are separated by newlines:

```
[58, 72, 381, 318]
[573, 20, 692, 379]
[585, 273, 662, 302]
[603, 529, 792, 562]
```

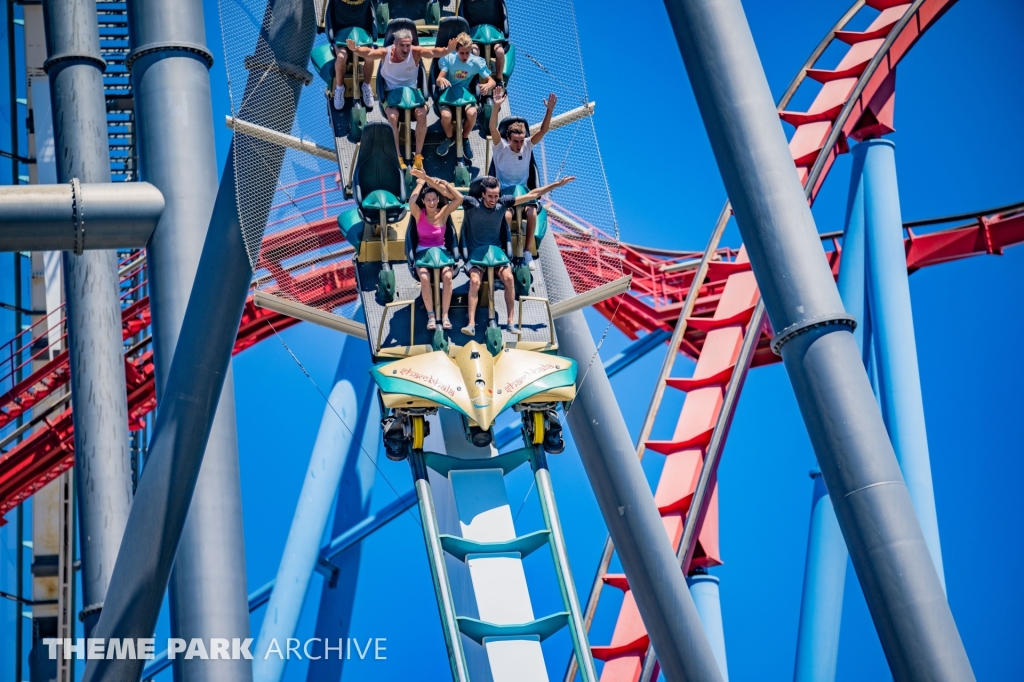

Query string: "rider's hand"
[345, 39, 357, 52]
[493, 89, 507, 107]
[410, 168, 427, 180]
[545, 93, 557, 111]
[445, 38, 457, 52]
[480, 80, 495, 94]
[437, 76, 451, 89]
[557, 176, 576, 187]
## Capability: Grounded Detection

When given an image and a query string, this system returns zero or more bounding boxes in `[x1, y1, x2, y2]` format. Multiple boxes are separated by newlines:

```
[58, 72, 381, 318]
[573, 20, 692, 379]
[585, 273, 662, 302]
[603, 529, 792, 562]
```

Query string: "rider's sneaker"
[361, 83, 376, 108]
[463, 140, 474, 160]
[523, 251, 535, 271]
[333, 85, 345, 110]
[399, 156, 407, 170]
[461, 323, 475, 336]
[413, 154, 424, 170]
[437, 137, 453, 157]
[505, 322, 519, 335]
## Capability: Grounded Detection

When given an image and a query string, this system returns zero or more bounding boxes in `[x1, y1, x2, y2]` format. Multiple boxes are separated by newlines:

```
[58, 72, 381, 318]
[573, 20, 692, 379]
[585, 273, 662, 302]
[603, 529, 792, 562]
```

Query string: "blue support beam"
[793, 141, 871, 682]
[860, 139, 946, 591]
[688, 574, 730, 681]
[252, 328, 375, 681]
[141, 489, 419, 679]
[793, 472, 848, 682]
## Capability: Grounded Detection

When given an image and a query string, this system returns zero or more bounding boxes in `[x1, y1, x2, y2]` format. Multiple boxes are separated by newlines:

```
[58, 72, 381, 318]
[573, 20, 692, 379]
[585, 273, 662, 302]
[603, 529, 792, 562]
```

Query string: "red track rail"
[0, 201, 1018, 521]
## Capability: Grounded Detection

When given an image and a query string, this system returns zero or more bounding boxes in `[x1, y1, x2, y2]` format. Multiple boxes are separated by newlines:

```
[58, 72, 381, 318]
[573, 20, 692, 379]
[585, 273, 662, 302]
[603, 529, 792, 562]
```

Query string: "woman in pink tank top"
[409, 168, 464, 330]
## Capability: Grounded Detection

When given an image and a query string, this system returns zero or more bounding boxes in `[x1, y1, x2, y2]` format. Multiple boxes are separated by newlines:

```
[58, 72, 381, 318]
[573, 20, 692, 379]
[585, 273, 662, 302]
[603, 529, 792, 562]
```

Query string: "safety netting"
[219, 0, 624, 319]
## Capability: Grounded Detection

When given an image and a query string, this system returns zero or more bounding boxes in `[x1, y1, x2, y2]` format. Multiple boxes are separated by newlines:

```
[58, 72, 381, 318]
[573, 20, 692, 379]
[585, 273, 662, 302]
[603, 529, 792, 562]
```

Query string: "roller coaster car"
[376, 18, 429, 176]
[351, 122, 410, 302]
[458, 0, 516, 92]
[374, 341, 575, 459]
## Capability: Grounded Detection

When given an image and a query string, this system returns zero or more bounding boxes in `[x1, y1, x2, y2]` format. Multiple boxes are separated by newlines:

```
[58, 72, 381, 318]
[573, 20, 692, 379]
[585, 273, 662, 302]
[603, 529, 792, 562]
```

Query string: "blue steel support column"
[81, 2, 316, 678]
[792, 146, 870, 682]
[661, 0, 973, 679]
[793, 472, 847, 682]
[305, 347, 380, 682]
[41, 0, 133, 636]
[687, 574, 729, 682]
[126, 2, 253, 680]
[859, 139, 946, 591]
[253, 326, 375, 682]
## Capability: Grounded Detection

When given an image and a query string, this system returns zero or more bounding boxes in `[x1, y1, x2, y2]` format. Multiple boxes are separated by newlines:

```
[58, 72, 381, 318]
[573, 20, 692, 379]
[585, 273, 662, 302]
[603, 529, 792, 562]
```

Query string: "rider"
[408, 168, 463, 331]
[460, 175, 576, 337]
[460, 0, 509, 89]
[330, 0, 376, 111]
[489, 90, 557, 270]
[435, 32, 497, 159]
[347, 32, 457, 170]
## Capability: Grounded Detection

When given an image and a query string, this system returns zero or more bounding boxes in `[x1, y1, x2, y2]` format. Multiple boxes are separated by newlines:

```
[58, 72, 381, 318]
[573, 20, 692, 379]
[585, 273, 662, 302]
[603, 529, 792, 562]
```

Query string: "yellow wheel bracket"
[532, 411, 545, 445]
[412, 416, 425, 451]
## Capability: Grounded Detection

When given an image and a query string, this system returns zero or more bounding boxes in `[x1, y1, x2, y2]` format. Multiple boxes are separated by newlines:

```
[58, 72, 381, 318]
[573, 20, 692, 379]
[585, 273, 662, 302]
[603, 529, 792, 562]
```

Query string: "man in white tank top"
[348, 31, 456, 170]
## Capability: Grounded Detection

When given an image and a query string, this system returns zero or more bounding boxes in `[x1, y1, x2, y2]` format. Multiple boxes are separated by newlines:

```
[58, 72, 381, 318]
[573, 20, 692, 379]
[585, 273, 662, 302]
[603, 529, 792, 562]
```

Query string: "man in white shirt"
[488, 90, 556, 269]
[348, 31, 456, 169]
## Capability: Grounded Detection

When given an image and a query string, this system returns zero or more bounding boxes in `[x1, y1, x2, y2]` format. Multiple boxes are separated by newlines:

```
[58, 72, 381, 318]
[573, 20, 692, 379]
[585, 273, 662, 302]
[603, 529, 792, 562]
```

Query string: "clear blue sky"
[212, 0, 1024, 680]
[3, 0, 1020, 680]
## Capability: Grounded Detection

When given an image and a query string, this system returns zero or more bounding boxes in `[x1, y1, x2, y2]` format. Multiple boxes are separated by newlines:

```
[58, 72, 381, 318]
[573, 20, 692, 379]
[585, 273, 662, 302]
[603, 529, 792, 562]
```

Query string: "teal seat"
[385, 86, 426, 110]
[310, 44, 336, 86]
[415, 246, 456, 270]
[470, 24, 505, 45]
[469, 245, 510, 268]
[362, 189, 404, 212]
[501, 184, 534, 204]
[334, 26, 374, 48]
[534, 206, 549, 243]
[438, 84, 477, 108]
[338, 208, 364, 249]
[503, 43, 516, 82]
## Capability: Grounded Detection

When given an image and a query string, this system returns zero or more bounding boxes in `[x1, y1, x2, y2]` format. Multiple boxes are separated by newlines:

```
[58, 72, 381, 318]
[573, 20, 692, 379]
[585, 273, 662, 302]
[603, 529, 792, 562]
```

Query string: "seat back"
[429, 17, 472, 101]
[325, 0, 375, 44]
[383, 17, 419, 46]
[355, 123, 407, 222]
[458, 0, 509, 41]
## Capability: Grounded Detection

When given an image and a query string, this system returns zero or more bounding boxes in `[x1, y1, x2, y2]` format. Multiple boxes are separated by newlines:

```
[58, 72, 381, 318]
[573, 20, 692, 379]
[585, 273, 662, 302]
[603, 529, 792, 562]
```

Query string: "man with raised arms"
[460, 175, 575, 337]
[489, 89, 557, 270]
[347, 31, 457, 169]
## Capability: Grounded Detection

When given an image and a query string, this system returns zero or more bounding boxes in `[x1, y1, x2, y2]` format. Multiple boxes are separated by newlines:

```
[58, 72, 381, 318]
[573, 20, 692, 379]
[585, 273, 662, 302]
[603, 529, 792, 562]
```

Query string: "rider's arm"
[346, 41, 386, 60]
[419, 38, 457, 58]
[436, 182, 464, 223]
[489, 98, 503, 146]
[532, 95, 557, 145]
[516, 176, 576, 206]
[409, 180, 425, 219]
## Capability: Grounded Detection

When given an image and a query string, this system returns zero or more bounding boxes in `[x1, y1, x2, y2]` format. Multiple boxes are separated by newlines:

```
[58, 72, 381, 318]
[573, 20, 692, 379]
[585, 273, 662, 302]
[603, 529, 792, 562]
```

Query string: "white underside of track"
[426, 411, 550, 682]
